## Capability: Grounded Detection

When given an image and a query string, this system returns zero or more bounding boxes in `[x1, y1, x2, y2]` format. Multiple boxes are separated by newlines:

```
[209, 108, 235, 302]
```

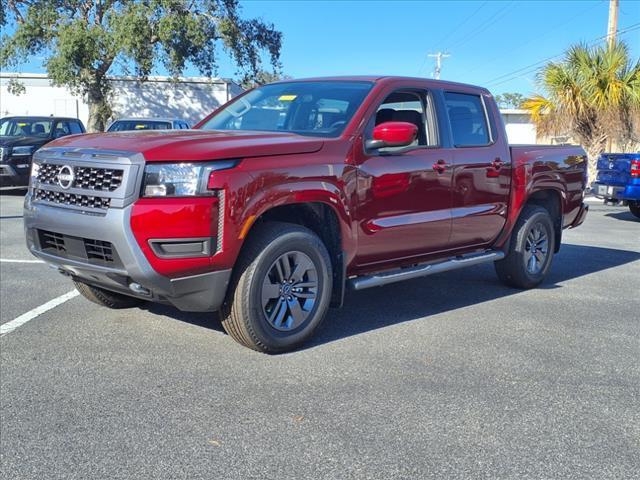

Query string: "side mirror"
[366, 121, 418, 150]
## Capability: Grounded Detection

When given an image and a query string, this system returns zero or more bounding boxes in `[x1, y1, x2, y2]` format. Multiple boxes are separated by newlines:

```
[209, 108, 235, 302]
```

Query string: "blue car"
[592, 153, 640, 219]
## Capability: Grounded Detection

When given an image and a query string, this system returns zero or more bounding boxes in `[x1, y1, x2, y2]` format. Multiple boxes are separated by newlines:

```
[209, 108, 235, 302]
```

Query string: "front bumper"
[23, 151, 231, 312]
[0, 163, 29, 187]
[25, 199, 231, 311]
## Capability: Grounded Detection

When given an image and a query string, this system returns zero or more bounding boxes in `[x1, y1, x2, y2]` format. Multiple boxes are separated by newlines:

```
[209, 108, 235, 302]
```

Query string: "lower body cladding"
[23, 196, 231, 312]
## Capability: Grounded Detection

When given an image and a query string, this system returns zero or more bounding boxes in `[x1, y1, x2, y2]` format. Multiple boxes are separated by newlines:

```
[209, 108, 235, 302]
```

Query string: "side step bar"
[348, 250, 505, 291]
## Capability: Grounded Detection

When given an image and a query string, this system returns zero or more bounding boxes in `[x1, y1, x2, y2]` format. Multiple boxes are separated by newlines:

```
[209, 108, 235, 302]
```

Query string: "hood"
[46, 130, 324, 161]
[0, 135, 51, 148]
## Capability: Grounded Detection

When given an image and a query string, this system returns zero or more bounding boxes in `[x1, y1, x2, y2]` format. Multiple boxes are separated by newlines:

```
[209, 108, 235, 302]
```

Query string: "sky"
[3, 0, 640, 97]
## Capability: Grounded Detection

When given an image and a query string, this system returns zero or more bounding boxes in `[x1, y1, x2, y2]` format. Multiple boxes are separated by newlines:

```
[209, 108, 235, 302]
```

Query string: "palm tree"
[523, 41, 640, 184]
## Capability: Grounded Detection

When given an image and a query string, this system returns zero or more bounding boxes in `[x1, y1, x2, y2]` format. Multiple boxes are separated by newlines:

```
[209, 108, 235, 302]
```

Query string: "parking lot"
[1, 190, 638, 479]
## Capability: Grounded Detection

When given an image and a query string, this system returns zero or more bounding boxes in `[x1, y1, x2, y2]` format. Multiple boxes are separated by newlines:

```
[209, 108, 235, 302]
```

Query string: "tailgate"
[596, 153, 638, 186]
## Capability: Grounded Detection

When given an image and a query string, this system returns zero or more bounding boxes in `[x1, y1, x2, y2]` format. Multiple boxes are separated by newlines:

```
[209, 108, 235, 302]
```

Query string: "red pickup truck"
[24, 77, 589, 352]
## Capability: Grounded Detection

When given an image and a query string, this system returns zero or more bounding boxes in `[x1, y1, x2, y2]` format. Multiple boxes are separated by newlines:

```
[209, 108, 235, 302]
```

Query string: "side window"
[367, 90, 437, 154]
[69, 122, 83, 134]
[444, 92, 491, 147]
[53, 121, 71, 138]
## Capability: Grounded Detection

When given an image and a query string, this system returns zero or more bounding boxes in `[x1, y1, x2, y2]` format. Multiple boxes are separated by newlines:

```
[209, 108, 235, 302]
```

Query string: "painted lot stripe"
[0, 290, 79, 336]
[0, 258, 44, 264]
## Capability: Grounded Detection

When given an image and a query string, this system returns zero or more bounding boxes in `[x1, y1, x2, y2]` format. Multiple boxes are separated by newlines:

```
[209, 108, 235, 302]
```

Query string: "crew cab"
[0, 116, 86, 187]
[592, 153, 640, 219]
[24, 77, 589, 353]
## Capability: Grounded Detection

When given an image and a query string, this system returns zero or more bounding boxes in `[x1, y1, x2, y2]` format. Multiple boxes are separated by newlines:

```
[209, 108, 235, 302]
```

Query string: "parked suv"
[24, 77, 588, 352]
[0, 116, 85, 187]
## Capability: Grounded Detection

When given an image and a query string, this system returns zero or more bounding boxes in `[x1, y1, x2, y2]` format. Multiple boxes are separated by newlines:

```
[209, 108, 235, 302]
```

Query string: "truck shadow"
[145, 243, 640, 347]
[605, 211, 639, 223]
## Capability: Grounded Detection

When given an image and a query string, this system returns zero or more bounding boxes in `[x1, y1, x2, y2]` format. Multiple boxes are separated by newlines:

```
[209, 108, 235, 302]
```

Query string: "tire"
[73, 280, 144, 309]
[629, 201, 640, 219]
[495, 205, 556, 289]
[221, 222, 333, 353]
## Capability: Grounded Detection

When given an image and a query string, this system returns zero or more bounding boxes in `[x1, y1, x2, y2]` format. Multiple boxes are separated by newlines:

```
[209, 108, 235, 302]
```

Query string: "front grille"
[40, 230, 66, 253]
[37, 163, 124, 191]
[34, 188, 111, 210]
[37, 229, 121, 268]
[84, 239, 115, 263]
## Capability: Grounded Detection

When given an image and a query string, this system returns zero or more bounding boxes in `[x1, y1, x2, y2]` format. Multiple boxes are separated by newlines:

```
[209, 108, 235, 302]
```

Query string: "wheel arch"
[526, 189, 563, 252]
[238, 200, 348, 307]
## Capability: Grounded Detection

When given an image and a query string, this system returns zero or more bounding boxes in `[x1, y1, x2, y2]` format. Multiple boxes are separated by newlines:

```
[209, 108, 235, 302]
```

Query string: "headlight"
[30, 162, 40, 184]
[12, 146, 35, 156]
[142, 161, 237, 197]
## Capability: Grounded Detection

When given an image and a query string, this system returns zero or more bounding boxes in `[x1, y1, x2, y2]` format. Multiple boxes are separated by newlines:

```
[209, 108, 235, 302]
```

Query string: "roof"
[111, 117, 187, 123]
[271, 75, 490, 92]
[0, 72, 240, 87]
[0, 115, 81, 121]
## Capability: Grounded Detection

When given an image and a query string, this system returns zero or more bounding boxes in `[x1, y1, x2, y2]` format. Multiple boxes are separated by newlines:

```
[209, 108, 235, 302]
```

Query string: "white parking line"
[0, 290, 79, 336]
[0, 258, 44, 263]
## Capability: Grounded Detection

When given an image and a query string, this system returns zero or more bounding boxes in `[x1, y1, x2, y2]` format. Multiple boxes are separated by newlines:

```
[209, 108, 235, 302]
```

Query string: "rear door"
[353, 87, 453, 268]
[444, 91, 511, 249]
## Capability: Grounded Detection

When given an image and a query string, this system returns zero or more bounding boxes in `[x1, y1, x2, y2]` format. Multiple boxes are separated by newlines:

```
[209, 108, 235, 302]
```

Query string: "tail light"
[631, 160, 640, 178]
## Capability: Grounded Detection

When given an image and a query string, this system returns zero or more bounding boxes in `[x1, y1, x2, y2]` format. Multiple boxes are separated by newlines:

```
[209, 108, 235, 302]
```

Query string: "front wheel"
[495, 205, 556, 289]
[221, 222, 332, 353]
[629, 201, 640, 219]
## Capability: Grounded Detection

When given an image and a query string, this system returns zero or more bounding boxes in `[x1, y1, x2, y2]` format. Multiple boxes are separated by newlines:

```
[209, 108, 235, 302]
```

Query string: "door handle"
[432, 159, 448, 174]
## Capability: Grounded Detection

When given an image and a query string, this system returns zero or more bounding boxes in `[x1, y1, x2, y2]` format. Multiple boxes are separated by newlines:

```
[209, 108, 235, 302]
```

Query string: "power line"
[446, 1, 515, 52]
[463, 1, 601, 77]
[484, 22, 640, 88]
[436, 1, 489, 51]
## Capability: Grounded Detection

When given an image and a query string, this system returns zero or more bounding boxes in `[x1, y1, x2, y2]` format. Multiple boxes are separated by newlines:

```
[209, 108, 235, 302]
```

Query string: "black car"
[0, 116, 86, 187]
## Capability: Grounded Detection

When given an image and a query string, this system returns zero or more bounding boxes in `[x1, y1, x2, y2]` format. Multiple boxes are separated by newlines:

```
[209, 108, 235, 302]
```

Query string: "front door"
[353, 88, 453, 269]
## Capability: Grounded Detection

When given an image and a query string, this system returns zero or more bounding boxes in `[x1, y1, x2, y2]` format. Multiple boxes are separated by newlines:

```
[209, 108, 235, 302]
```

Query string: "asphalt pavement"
[1, 190, 639, 479]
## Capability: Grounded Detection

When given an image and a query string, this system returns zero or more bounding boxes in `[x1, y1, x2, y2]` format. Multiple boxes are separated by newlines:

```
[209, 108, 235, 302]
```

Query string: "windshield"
[0, 118, 53, 137]
[108, 120, 172, 132]
[200, 81, 373, 137]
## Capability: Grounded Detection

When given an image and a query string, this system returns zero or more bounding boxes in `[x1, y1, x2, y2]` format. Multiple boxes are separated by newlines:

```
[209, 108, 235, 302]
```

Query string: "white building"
[500, 108, 538, 144]
[0, 72, 243, 128]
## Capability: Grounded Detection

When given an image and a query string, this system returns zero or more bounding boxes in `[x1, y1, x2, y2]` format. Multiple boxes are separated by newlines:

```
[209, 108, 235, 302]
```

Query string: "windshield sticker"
[278, 95, 297, 102]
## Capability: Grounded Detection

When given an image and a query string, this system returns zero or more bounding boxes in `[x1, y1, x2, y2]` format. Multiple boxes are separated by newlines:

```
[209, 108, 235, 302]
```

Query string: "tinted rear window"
[444, 92, 491, 147]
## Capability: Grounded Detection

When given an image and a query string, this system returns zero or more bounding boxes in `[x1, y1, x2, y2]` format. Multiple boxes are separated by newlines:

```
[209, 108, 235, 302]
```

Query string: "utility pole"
[606, 0, 619, 152]
[428, 52, 450, 80]
[607, 0, 619, 48]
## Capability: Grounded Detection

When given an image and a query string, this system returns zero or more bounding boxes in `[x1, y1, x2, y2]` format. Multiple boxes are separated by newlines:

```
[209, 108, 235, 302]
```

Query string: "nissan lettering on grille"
[57, 165, 75, 189]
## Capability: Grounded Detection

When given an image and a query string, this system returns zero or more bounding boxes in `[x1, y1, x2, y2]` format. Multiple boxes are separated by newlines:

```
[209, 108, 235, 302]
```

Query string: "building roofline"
[0, 72, 239, 87]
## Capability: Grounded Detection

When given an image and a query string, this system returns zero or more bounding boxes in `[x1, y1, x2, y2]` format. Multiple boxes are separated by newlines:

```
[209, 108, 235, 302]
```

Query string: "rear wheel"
[73, 280, 144, 309]
[221, 222, 332, 353]
[629, 201, 640, 219]
[495, 205, 556, 289]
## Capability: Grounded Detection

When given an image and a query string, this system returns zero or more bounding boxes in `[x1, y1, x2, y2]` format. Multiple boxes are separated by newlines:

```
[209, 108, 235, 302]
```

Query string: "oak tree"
[1, 0, 282, 131]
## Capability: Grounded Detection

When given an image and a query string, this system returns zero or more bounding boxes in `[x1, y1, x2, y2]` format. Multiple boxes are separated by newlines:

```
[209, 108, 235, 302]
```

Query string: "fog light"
[129, 283, 151, 296]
